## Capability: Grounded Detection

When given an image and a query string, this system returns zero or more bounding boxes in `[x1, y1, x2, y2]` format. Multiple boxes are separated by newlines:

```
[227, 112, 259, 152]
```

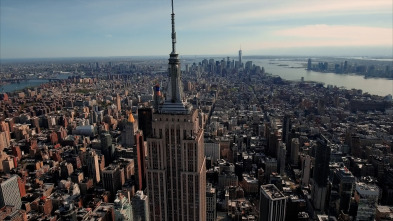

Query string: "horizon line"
[1, 54, 392, 61]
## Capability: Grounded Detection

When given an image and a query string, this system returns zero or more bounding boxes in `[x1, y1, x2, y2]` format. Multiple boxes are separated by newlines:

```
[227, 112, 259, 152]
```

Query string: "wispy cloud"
[273, 25, 392, 46]
[1, 0, 392, 58]
[179, 0, 392, 30]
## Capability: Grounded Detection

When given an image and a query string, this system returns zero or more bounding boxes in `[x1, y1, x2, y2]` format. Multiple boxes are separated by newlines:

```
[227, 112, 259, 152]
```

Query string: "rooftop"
[261, 184, 285, 200]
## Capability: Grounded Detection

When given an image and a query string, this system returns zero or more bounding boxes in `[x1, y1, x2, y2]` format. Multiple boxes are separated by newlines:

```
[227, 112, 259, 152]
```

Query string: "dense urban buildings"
[0, 54, 392, 221]
[0, 1, 392, 221]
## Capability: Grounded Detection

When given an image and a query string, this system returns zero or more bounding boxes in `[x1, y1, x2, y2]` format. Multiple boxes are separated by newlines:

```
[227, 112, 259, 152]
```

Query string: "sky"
[0, 0, 392, 59]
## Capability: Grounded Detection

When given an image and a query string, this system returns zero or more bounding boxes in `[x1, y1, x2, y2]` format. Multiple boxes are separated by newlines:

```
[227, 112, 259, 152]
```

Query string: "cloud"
[273, 25, 392, 47]
[1, 0, 392, 58]
[179, 0, 392, 30]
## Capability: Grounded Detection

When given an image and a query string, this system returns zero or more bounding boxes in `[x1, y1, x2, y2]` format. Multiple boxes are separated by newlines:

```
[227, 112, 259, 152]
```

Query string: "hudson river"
[250, 58, 393, 97]
[2, 58, 393, 97]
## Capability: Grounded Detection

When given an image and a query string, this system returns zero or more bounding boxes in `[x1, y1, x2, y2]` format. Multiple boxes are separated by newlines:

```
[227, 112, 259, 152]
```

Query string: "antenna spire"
[171, 0, 176, 54]
[160, 0, 191, 114]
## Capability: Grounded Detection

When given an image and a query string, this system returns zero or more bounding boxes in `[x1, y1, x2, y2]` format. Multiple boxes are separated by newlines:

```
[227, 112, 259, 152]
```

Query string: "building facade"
[86, 149, 101, 183]
[146, 109, 206, 220]
[354, 182, 379, 221]
[0, 176, 22, 211]
[206, 183, 216, 221]
[204, 142, 220, 164]
[122, 113, 146, 190]
[145, 1, 206, 220]
[102, 164, 122, 197]
[132, 190, 149, 221]
[311, 135, 331, 212]
[259, 184, 286, 221]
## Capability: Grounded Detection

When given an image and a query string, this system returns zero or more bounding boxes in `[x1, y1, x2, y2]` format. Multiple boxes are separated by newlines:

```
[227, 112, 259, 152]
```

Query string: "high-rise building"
[204, 142, 220, 163]
[101, 132, 114, 165]
[354, 182, 379, 221]
[114, 193, 132, 221]
[307, 58, 312, 70]
[0, 175, 22, 211]
[17, 176, 26, 198]
[290, 138, 299, 166]
[102, 164, 123, 197]
[116, 93, 121, 112]
[311, 135, 331, 212]
[282, 115, 291, 144]
[259, 184, 286, 221]
[132, 190, 149, 221]
[0, 121, 11, 149]
[277, 141, 286, 176]
[264, 157, 277, 182]
[134, 130, 146, 190]
[86, 149, 101, 183]
[122, 114, 138, 147]
[334, 167, 355, 214]
[239, 49, 242, 65]
[300, 154, 311, 187]
[138, 107, 153, 140]
[122, 113, 146, 190]
[146, 1, 206, 220]
[206, 183, 216, 221]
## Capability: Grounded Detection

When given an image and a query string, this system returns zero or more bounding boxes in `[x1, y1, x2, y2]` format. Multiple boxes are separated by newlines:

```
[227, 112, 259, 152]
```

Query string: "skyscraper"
[307, 58, 312, 70]
[334, 167, 355, 214]
[206, 183, 217, 221]
[102, 164, 123, 198]
[101, 132, 114, 165]
[122, 114, 138, 147]
[300, 154, 311, 187]
[86, 149, 101, 183]
[146, 1, 206, 220]
[354, 182, 379, 221]
[132, 190, 150, 221]
[290, 138, 299, 166]
[122, 113, 146, 190]
[259, 184, 286, 221]
[239, 48, 242, 67]
[138, 107, 153, 140]
[311, 135, 331, 212]
[116, 93, 121, 112]
[0, 175, 22, 211]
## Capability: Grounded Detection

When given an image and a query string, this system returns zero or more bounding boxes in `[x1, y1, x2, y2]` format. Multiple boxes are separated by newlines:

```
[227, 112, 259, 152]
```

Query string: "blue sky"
[1, 0, 392, 59]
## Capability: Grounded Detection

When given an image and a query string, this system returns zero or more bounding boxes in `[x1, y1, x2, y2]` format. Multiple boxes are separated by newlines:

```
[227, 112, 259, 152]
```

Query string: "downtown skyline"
[1, 0, 392, 59]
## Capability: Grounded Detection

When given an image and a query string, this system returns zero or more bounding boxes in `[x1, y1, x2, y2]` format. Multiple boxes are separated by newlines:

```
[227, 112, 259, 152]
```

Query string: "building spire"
[158, 0, 192, 114]
[171, 0, 176, 54]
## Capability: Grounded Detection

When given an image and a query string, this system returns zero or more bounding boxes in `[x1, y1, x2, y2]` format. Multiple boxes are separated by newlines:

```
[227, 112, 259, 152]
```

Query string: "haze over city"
[1, 0, 392, 59]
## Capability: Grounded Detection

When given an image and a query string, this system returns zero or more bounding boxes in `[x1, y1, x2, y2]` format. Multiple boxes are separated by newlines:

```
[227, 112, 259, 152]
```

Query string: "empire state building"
[146, 0, 206, 220]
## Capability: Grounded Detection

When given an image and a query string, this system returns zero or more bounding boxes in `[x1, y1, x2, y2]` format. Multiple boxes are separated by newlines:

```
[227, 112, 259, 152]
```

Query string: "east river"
[1, 79, 49, 93]
[0, 74, 70, 93]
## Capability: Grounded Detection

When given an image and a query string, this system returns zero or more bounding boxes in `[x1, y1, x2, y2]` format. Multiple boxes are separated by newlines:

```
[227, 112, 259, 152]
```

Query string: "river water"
[1, 79, 49, 93]
[0, 74, 70, 93]
[1, 59, 392, 96]
[250, 58, 393, 97]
